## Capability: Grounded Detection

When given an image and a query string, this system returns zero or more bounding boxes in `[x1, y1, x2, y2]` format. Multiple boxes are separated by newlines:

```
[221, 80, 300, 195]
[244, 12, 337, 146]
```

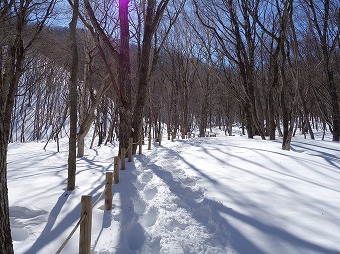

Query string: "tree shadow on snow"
[110, 161, 146, 254]
[136, 144, 340, 254]
[24, 181, 107, 254]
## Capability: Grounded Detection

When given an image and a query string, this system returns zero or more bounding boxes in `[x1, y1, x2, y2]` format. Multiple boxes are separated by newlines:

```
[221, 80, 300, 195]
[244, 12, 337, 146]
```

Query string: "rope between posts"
[92, 183, 109, 208]
[55, 137, 142, 253]
[55, 212, 87, 254]
[123, 138, 144, 154]
[132, 138, 143, 145]
[122, 142, 131, 156]
[56, 177, 112, 253]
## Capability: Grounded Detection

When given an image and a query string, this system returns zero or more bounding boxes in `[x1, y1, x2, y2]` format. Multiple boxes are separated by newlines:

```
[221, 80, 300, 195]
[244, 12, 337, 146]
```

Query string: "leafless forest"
[1, 1, 339, 252]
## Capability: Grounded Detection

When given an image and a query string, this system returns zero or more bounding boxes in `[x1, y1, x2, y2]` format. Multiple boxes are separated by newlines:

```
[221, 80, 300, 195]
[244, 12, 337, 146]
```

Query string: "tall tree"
[67, 0, 79, 190]
[131, 0, 185, 152]
[0, 0, 55, 251]
[193, 0, 266, 139]
[250, 0, 295, 147]
[280, 1, 300, 150]
[80, 0, 132, 153]
[117, 0, 133, 152]
[0, 3, 16, 252]
[302, 0, 340, 141]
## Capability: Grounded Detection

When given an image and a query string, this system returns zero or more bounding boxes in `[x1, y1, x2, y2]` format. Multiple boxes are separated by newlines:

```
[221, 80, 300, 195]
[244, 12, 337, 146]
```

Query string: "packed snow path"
[120, 144, 230, 253]
[8, 134, 340, 253]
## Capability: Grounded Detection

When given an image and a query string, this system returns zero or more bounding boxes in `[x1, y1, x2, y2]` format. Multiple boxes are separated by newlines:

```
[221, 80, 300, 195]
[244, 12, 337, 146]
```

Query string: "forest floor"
[8, 128, 340, 254]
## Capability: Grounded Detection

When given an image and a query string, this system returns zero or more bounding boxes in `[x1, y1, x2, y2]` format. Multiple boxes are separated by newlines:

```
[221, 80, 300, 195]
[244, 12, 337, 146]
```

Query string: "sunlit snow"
[8, 129, 340, 254]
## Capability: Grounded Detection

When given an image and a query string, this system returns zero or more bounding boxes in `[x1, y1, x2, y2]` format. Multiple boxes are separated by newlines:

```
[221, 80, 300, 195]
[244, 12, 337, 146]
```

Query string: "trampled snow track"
[129, 141, 231, 253]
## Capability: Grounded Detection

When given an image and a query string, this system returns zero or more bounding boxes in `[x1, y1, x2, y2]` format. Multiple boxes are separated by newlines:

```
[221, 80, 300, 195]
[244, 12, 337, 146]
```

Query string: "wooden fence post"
[105, 172, 113, 210]
[148, 135, 151, 150]
[79, 195, 92, 254]
[128, 137, 133, 162]
[121, 148, 126, 170]
[139, 137, 142, 155]
[114, 156, 119, 184]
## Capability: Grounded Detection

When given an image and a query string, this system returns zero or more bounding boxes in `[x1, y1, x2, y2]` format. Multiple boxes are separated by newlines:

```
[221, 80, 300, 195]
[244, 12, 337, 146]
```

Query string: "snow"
[8, 130, 340, 254]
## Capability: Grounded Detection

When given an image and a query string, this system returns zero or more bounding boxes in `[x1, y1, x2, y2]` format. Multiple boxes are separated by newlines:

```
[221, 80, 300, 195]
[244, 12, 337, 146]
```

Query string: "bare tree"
[78, 0, 132, 152]
[159, 18, 198, 138]
[131, 0, 186, 152]
[280, 1, 300, 150]
[67, 0, 79, 190]
[193, 0, 266, 139]
[76, 32, 112, 157]
[301, 0, 340, 141]
[0, 0, 55, 251]
[250, 0, 297, 148]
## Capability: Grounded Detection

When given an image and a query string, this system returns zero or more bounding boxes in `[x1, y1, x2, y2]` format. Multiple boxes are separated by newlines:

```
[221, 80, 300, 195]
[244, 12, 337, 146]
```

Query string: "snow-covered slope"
[8, 132, 340, 253]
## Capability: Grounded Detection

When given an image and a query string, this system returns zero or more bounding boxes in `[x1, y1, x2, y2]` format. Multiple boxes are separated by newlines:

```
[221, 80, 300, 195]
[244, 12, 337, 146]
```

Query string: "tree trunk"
[105, 119, 115, 145]
[131, 1, 158, 153]
[0, 13, 25, 254]
[77, 86, 110, 157]
[0, 27, 25, 254]
[67, 0, 79, 191]
[0, 0, 54, 246]
[268, 57, 280, 140]
[199, 94, 208, 137]
[181, 85, 189, 139]
[299, 88, 315, 140]
[327, 70, 340, 141]
[117, 0, 132, 153]
[131, 0, 175, 152]
[282, 127, 294, 150]
[281, 87, 290, 149]
[34, 83, 41, 140]
[0, 131, 14, 254]
[306, 0, 340, 141]
[78, 133, 85, 157]
[244, 102, 254, 138]
[268, 92, 276, 140]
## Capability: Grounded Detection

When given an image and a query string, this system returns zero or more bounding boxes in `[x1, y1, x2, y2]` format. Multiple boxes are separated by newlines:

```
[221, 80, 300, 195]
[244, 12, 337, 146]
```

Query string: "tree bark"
[0, 0, 54, 247]
[326, 70, 340, 141]
[0, 129, 14, 254]
[0, 18, 25, 254]
[305, 0, 340, 141]
[77, 84, 110, 157]
[67, 0, 79, 191]
[0, 4, 25, 253]
[131, 0, 178, 153]
[131, 0, 155, 152]
[199, 93, 209, 137]
[117, 0, 132, 153]
[268, 52, 280, 140]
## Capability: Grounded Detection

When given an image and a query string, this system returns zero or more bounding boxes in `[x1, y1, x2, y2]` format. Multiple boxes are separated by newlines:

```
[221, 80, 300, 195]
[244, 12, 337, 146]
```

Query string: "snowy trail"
[8, 133, 340, 254]
[130, 145, 231, 253]
[101, 142, 231, 253]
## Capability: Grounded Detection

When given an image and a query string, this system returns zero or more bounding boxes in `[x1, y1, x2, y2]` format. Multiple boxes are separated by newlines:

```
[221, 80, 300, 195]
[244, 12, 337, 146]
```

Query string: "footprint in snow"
[164, 217, 188, 232]
[143, 186, 158, 200]
[140, 206, 158, 227]
[126, 222, 145, 251]
[134, 180, 145, 191]
[133, 198, 147, 216]
[139, 171, 153, 183]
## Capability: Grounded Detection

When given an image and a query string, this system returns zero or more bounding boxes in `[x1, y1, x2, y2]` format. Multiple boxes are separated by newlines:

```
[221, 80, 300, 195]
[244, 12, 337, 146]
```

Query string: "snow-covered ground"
[8, 130, 340, 254]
